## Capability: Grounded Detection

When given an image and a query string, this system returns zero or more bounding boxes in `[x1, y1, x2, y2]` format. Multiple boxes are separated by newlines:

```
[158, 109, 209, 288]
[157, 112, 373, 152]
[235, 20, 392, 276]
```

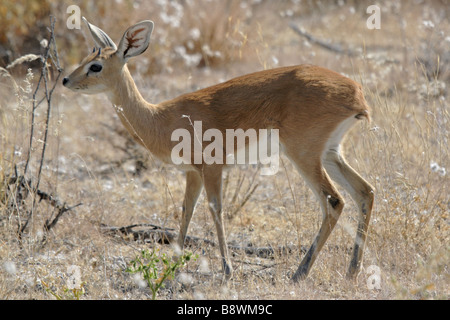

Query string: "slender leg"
[289, 156, 345, 282]
[202, 165, 232, 280]
[323, 149, 374, 278]
[177, 170, 203, 251]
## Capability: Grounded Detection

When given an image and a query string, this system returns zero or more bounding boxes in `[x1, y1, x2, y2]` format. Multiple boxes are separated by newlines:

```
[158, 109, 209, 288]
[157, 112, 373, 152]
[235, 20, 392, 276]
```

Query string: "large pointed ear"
[116, 21, 154, 62]
[82, 17, 117, 50]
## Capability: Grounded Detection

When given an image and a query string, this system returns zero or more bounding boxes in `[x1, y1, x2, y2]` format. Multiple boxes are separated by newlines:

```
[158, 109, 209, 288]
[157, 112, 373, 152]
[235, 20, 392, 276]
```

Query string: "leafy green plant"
[126, 248, 195, 300]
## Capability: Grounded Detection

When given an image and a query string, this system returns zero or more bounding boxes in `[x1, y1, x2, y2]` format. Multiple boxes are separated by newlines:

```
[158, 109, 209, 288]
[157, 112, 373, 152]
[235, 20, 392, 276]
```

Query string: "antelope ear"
[116, 20, 154, 62]
[82, 17, 117, 50]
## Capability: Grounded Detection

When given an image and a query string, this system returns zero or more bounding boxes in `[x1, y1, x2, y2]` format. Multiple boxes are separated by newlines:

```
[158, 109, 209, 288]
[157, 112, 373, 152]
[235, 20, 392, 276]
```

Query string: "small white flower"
[422, 20, 435, 29]
[172, 243, 182, 257]
[198, 257, 210, 273]
[178, 272, 193, 285]
[430, 161, 446, 176]
[193, 291, 205, 300]
[132, 273, 147, 289]
[189, 28, 201, 41]
[4, 261, 16, 275]
[40, 39, 48, 48]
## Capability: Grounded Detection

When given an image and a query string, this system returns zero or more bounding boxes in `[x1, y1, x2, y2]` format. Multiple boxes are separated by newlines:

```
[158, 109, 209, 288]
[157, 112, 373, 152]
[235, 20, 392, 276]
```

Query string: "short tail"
[355, 109, 371, 123]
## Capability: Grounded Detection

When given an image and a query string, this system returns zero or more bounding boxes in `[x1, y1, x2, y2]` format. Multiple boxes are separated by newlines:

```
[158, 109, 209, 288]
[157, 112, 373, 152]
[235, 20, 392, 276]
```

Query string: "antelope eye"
[89, 64, 102, 73]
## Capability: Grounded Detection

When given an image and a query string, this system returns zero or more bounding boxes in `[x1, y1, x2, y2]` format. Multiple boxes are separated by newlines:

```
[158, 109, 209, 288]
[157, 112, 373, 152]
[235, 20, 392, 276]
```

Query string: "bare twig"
[100, 223, 213, 246]
[100, 223, 302, 259]
[225, 168, 260, 220]
[229, 168, 259, 219]
[289, 22, 357, 57]
[18, 16, 64, 238]
[40, 190, 82, 244]
[289, 21, 400, 63]
[35, 16, 63, 190]
[38, 190, 82, 231]
[5, 170, 82, 242]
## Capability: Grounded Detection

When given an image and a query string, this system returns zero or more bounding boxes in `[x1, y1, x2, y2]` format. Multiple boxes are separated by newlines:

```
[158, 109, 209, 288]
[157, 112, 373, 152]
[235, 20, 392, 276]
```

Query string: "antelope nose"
[62, 77, 69, 86]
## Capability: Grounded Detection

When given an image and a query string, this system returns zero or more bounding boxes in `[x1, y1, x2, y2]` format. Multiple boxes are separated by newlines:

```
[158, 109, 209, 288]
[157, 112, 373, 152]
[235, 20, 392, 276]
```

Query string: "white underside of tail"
[323, 116, 360, 157]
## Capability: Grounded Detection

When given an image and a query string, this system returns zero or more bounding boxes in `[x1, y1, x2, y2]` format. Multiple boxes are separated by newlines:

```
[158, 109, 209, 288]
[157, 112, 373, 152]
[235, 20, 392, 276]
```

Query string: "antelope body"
[63, 18, 374, 281]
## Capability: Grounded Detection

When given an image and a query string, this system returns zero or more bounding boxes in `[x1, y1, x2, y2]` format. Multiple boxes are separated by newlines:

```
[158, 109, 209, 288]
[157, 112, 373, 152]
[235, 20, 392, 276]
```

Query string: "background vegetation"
[0, 0, 448, 299]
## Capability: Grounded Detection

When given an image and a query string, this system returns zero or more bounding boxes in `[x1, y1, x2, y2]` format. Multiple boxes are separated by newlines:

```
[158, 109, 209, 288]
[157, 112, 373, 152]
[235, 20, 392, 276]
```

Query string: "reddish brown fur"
[148, 65, 370, 165]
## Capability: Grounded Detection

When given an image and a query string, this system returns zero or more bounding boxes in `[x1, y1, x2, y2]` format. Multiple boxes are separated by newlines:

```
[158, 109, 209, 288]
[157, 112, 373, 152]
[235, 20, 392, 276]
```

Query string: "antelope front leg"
[202, 165, 232, 280]
[177, 170, 203, 251]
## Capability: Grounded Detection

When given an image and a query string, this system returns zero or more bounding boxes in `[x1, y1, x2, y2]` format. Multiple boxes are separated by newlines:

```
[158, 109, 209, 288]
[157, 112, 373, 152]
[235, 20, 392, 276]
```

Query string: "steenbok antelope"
[63, 18, 374, 282]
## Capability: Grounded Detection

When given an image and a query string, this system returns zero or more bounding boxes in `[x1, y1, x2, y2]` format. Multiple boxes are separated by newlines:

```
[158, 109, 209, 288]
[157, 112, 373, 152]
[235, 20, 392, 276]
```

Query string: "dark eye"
[89, 64, 102, 73]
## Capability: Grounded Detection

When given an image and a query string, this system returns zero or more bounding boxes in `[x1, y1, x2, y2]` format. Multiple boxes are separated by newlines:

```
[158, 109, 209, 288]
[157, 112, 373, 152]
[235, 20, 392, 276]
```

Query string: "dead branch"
[100, 223, 302, 259]
[289, 22, 358, 57]
[18, 16, 63, 238]
[23, 16, 62, 177]
[100, 223, 214, 247]
[289, 21, 400, 64]
[38, 190, 82, 232]
[4, 171, 82, 242]
[224, 168, 260, 220]
[228, 243, 300, 259]
[3, 16, 80, 243]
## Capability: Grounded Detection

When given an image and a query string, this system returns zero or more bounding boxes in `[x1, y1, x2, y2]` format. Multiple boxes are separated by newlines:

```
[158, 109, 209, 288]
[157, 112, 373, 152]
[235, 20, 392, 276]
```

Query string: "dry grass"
[0, 0, 448, 300]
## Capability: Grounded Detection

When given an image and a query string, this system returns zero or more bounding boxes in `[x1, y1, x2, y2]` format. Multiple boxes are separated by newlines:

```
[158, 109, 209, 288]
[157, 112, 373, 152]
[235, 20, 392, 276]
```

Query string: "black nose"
[62, 77, 69, 86]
